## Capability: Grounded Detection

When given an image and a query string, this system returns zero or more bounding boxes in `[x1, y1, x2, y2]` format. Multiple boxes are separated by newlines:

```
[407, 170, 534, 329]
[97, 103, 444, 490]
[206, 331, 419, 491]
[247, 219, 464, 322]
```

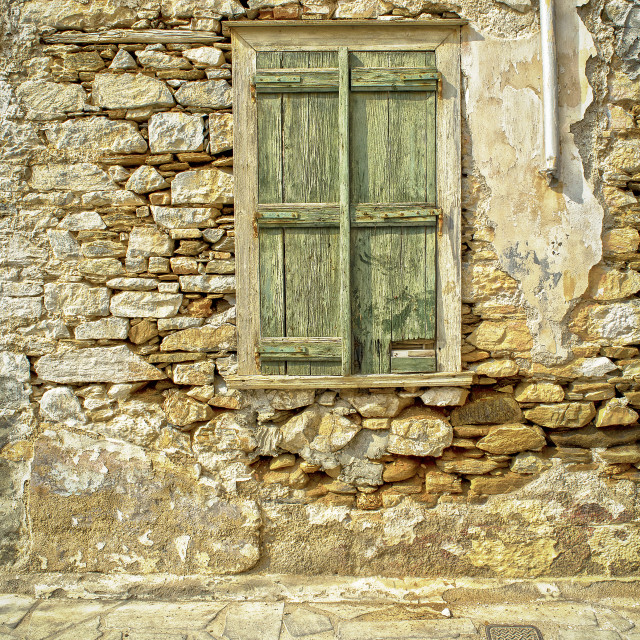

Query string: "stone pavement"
[1, 580, 640, 640]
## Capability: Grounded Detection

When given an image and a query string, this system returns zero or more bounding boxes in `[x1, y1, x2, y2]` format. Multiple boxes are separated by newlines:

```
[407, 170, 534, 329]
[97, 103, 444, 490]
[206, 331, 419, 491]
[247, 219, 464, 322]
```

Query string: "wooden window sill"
[226, 371, 475, 389]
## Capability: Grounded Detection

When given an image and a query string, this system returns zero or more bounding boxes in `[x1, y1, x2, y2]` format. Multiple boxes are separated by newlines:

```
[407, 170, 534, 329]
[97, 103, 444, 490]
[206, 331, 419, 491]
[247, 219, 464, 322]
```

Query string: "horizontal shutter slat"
[258, 337, 342, 361]
[351, 67, 439, 91]
[254, 68, 339, 92]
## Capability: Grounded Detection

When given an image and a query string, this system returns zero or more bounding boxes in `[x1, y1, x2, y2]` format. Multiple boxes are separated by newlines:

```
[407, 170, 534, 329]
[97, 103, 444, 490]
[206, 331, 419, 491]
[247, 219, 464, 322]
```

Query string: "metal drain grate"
[486, 625, 544, 640]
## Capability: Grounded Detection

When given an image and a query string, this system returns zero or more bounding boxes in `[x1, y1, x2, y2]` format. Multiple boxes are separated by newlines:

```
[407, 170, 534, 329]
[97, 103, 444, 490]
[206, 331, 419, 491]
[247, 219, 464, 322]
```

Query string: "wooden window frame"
[228, 20, 470, 389]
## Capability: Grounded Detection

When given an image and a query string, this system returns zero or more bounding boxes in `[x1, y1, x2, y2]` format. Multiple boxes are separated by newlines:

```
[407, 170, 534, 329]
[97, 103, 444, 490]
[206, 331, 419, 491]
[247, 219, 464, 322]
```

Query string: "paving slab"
[338, 619, 477, 640]
[18, 601, 109, 640]
[0, 596, 36, 628]
[559, 631, 621, 640]
[459, 603, 599, 627]
[103, 601, 226, 631]
[283, 608, 334, 637]
[222, 603, 285, 640]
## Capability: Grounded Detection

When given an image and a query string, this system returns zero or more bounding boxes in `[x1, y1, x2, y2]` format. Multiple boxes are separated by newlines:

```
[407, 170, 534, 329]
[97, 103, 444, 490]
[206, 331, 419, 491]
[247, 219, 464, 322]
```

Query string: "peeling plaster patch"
[175, 535, 190, 562]
[462, 0, 604, 363]
[381, 503, 426, 545]
[306, 504, 351, 525]
[468, 537, 558, 577]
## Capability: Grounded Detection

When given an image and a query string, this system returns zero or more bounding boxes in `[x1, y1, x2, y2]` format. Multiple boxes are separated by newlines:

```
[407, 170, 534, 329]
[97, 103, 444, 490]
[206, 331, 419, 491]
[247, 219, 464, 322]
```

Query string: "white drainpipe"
[540, 0, 559, 183]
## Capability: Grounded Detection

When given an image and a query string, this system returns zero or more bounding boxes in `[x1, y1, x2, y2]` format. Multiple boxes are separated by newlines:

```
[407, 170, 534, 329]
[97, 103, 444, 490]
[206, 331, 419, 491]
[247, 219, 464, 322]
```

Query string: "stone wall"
[2, 0, 640, 579]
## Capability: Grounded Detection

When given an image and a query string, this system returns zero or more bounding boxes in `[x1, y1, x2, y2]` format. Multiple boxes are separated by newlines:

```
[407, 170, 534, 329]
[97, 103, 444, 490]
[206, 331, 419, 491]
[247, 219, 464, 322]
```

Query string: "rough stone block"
[125, 165, 169, 194]
[92, 73, 175, 110]
[209, 112, 233, 154]
[149, 112, 205, 153]
[178, 275, 235, 293]
[387, 407, 452, 457]
[44, 283, 110, 317]
[152, 206, 220, 229]
[30, 163, 116, 192]
[16, 80, 86, 118]
[127, 226, 174, 258]
[75, 317, 129, 340]
[171, 168, 233, 205]
[160, 324, 236, 352]
[110, 291, 182, 318]
[174, 79, 232, 109]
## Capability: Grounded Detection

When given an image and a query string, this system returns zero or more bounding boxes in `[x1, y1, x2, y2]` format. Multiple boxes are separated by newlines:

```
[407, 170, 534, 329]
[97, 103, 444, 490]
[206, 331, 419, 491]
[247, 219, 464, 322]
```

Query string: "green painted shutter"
[255, 50, 438, 376]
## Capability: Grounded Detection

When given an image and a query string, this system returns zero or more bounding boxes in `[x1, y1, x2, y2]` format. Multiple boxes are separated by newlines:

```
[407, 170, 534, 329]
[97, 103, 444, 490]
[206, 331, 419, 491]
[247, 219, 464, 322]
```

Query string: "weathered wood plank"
[257, 51, 285, 375]
[227, 371, 476, 390]
[42, 29, 224, 44]
[338, 46, 351, 377]
[232, 32, 260, 376]
[257, 204, 339, 226]
[390, 356, 436, 373]
[254, 69, 339, 92]
[425, 224, 437, 339]
[259, 338, 342, 361]
[351, 67, 439, 91]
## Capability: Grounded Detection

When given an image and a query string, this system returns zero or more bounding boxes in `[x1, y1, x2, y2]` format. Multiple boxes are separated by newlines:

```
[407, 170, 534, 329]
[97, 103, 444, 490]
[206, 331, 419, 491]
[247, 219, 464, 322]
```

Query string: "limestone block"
[469, 473, 532, 496]
[59, 212, 104, 232]
[20, 0, 137, 30]
[106, 277, 158, 291]
[0, 296, 42, 320]
[450, 392, 522, 426]
[172, 361, 216, 385]
[152, 206, 219, 228]
[47, 229, 79, 259]
[183, 47, 225, 67]
[81, 190, 146, 207]
[174, 80, 232, 109]
[532, 357, 619, 378]
[78, 258, 125, 280]
[44, 283, 110, 316]
[595, 398, 639, 427]
[129, 319, 158, 344]
[608, 139, 640, 174]
[339, 458, 384, 487]
[0, 352, 31, 412]
[514, 381, 564, 402]
[149, 112, 204, 153]
[15, 80, 86, 119]
[602, 228, 640, 254]
[161, 0, 245, 18]
[312, 415, 361, 453]
[110, 291, 182, 318]
[44, 117, 147, 154]
[39, 387, 85, 424]
[420, 387, 468, 407]
[461, 261, 520, 303]
[30, 163, 116, 192]
[476, 423, 546, 454]
[178, 275, 235, 293]
[81, 240, 126, 258]
[209, 113, 233, 154]
[125, 166, 168, 194]
[471, 358, 519, 377]
[283, 608, 333, 637]
[424, 468, 463, 493]
[586, 266, 640, 300]
[136, 51, 192, 70]
[570, 300, 640, 343]
[334, 0, 388, 18]
[342, 391, 412, 418]
[435, 456, 501, 475]
[549, 424, 640, 448]
[524, 402, 596, 429]
[92, 73, 175, 110]
[157, 317, 204, 331]
[387, 406, 452, 457]
[171, 168, 233, 205]
[510, 451, 553, 474]
[598, 444, 640, 464]
[0, 121, 44, 161]
[35, 346, 166, 383]
[467, 320, 533, 352]
[382, 457, 420, 482]
[159, 323, 236, 351]
[568, 381, 615, 401]
[126, 226, 174, 259]
[75, 317, 129, 340]
[163, 392, 213, 426]
[109, 49, 137, 70]
[267, 389, 315, 411]
[609, 68, 640, 103]
[280, 406, 323, 453]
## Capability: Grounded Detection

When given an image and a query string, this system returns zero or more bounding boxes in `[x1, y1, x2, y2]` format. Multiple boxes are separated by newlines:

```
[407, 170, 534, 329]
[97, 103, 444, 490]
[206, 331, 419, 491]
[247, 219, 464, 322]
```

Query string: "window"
[228, 21, 467, 388]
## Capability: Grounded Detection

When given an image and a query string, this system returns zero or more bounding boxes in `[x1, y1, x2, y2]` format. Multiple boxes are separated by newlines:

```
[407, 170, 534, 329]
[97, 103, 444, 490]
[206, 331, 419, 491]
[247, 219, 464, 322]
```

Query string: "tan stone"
[450, 392, 522, 426]
[602, 228, 640, 254]
[595, 398, 639, 428]
[420, 387, 469, 407]
[209, 113, 234, 154]
[570, 301, 640, 344]
[467, 320, 533, 352]
[586, 266, 640, 301]
[160, 324, 236, 352]
[382, 457, 420, 483]
[461, 261, 519, 303]
[342, 391, 412, 418]
[566, 382, 615, 402]
[163, 392, 214, 426]
[128, 319, 158, 344]
[361, 418, 391, 430]
[268, 389, 315, 411]
[469, 473, 532, 496]
[269, 454, 296, 470]
[387, 406, 452, 457]
[423, 468, 463, 493]
[313, 415, 361, 453]
[514, 381, 564, 403]
[476, 423, 546, 454]
[608, 139, 640, 174]
[471, 359, 519, 377]
[598, 444, 640, 464]
[549, 424, 640, 448]
[609, 68, 640, 103]
[280, 406, 323, 453]
[436, 457, 502, 475]
[524, 402, 596, 429]
[186, 298, 213, 317]
[172, 361, 216, 386]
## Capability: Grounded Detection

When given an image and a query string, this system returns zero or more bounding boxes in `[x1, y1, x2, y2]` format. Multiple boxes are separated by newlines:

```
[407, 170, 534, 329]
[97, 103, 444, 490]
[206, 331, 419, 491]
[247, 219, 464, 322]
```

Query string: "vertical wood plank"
[338, 46, 351, 377]
[257, 51, 285, 374]
[436, 30, 462, 371]
[232, 33, 259, 375]
[425, 224, 436, 339]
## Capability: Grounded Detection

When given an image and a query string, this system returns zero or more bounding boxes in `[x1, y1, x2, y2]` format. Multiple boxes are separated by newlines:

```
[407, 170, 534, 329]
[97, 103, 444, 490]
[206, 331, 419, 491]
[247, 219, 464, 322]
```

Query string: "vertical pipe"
[540, 0, 559, 183]
[338, 47, 352, 376]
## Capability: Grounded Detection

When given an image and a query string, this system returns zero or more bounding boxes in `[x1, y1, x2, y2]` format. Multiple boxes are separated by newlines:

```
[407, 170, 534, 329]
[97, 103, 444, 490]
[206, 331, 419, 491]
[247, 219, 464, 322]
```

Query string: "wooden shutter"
[255, 50, 438, 376]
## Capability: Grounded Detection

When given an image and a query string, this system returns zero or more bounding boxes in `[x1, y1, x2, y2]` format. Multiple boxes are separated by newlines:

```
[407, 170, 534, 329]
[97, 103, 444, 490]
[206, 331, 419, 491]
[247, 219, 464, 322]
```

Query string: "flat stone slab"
[0, 595, 36, 628]
[222, 603, 285, 640]
[103, 601, 226, 630]
[338, 619, 477, 639]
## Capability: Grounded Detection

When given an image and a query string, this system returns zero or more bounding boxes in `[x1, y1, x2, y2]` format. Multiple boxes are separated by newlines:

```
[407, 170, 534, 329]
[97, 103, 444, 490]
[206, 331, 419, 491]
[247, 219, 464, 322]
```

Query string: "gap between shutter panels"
[254, 49, 439, 376]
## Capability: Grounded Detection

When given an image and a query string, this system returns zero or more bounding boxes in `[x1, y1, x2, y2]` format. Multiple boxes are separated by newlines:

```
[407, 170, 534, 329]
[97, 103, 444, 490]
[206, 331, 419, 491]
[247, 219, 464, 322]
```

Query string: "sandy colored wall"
[2, 0, 640, 579]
